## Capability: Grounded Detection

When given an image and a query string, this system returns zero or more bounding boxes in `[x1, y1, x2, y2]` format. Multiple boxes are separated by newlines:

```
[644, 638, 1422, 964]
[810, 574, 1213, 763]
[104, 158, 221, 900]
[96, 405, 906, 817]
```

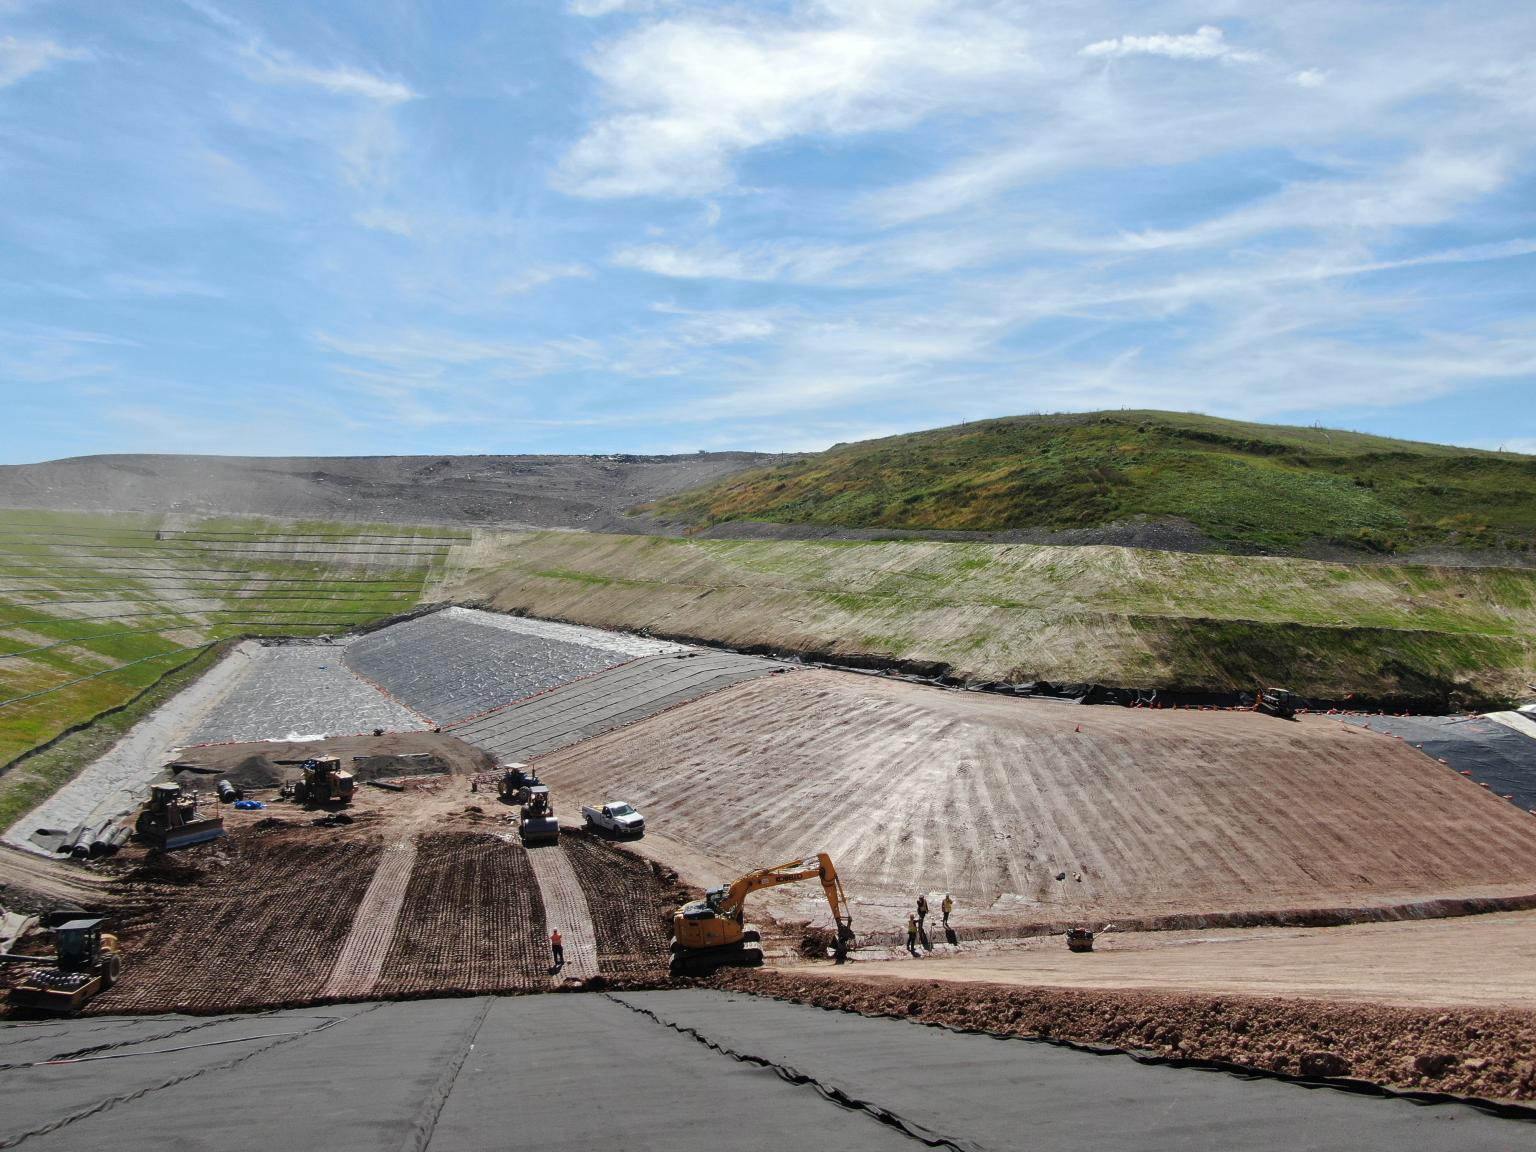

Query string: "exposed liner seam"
[400, 996, 494, 1152]
[603, 994, 983, 1152]
[759, 992, 1536, 1125]
[0, 1007, 372, 1149]
[0, 1014, 249, 1070]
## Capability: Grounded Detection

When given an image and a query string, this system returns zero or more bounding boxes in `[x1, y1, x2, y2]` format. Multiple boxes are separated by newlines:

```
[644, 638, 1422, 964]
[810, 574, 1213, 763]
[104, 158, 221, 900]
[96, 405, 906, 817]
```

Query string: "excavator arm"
[698, 853, 855, 960]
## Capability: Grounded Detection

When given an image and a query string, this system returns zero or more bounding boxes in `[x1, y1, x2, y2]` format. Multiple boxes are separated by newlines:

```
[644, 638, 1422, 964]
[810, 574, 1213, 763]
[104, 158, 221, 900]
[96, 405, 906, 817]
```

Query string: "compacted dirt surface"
[800, 912, 1536, 1010]
[533, 670, 1536, 933]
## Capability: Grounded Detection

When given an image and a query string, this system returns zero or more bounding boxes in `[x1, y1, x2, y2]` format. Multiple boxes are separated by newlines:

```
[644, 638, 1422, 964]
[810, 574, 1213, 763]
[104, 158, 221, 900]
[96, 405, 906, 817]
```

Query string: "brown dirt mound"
[713, 970, 1536, 1103]
[169, 731, 495, 791]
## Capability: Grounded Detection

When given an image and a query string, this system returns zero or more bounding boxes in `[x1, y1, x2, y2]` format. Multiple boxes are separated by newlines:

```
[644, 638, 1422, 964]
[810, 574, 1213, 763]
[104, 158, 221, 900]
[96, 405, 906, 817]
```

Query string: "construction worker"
[916, 894, 929, 929]
[550, 928, 564, 968]
[905, 914, 920, 957]
[941, 894, 954, 926]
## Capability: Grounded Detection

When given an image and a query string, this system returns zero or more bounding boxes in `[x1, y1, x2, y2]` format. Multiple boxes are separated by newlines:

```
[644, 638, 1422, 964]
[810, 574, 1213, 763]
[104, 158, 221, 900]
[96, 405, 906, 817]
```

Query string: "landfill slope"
[532, 670, 1536, 929]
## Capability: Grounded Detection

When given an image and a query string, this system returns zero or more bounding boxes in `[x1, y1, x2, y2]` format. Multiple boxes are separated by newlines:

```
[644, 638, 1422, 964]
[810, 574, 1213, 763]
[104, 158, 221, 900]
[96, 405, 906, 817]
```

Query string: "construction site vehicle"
[1255, 687, 1300, 720]
[519, 786, 560, 845]
[671, 853, 855, 976]
[289, 757, 355, 806]
[581, 801, 644, 836]
[1066, 928, 1095, 953]
[497, 764, 542, 805]
[134, 782, 226, 850]
[2, 918, 121, 1013]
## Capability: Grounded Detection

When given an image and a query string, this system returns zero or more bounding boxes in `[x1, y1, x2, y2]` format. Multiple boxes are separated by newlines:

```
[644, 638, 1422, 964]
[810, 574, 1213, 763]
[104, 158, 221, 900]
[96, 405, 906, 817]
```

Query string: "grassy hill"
[442, 530, 1536, 710]
[644, 411, 1536, 557]
[0, 510, 464, 828]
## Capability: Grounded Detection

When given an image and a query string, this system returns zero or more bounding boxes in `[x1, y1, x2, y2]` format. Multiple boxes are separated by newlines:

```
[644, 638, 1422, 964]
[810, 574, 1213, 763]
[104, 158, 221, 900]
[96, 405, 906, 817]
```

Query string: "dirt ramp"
[532, 671, 1536, 929]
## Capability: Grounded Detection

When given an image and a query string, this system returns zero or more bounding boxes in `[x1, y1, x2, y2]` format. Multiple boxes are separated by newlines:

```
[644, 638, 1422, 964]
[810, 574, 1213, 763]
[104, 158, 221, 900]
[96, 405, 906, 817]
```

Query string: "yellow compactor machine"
[671, 852, 855, 975]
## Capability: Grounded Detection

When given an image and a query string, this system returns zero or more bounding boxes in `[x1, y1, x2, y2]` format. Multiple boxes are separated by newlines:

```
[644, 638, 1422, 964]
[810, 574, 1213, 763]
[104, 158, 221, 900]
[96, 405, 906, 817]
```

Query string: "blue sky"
[3, 0, 1536, 462]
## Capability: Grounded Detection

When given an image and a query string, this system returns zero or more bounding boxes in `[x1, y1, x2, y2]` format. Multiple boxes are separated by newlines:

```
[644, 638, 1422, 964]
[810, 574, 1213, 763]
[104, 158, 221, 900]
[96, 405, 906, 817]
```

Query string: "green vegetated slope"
[0, 509, 466, 772]
[444, 531, 1536, 708]
[646, 410, 1536, 556]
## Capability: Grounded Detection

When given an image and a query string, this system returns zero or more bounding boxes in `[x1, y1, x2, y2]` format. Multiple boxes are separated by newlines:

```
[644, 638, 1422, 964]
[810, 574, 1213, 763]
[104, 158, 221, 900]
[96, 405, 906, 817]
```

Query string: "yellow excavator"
[671, 853, 855, 975]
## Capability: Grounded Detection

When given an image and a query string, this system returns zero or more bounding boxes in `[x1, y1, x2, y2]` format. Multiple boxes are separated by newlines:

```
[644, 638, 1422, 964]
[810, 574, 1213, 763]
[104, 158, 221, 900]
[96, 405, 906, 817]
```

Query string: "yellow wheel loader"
[671, 852, 855, 975]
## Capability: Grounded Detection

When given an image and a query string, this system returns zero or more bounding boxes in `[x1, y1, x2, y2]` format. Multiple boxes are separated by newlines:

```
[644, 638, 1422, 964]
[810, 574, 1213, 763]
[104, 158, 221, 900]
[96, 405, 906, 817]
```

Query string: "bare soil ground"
[714, 968, 1536, 1102]
[532, 670, 1536, 935]
[167, 730, 496, 792]
[372, 831, 549, 998]
[0, 762, 677, 1016]
[787, 912, 1536, 1011]
[562, 829, 685, 982]
[89, 827, 386, 1014]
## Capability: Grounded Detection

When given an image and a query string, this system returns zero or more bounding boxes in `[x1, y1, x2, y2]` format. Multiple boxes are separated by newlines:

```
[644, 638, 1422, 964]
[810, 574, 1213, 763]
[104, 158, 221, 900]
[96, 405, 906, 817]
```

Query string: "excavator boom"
[671, 852, 855, 973]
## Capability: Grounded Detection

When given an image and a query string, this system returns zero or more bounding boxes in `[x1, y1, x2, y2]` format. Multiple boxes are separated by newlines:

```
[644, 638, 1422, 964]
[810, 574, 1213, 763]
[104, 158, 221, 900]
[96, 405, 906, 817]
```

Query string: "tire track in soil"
[526, 842, 599, 983]
[372, 831, 548, 996]
[321, 835, 419, 999]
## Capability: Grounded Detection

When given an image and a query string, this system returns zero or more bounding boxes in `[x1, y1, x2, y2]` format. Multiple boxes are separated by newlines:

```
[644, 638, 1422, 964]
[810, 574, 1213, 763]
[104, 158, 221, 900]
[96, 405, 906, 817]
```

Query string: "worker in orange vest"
[550, 928, 564, 967]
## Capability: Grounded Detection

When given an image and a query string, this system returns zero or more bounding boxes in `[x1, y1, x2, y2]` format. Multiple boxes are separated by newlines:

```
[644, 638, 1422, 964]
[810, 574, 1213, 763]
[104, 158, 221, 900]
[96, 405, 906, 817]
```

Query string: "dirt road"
[533, 670, 1536, 932]
[790, 911, 1536, 1010]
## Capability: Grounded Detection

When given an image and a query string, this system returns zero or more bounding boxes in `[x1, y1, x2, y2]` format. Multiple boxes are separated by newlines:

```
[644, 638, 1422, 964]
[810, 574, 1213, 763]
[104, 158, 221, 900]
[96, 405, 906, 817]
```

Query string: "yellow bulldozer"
[134, 781, 225, 849]
[671, 852, 855, 975]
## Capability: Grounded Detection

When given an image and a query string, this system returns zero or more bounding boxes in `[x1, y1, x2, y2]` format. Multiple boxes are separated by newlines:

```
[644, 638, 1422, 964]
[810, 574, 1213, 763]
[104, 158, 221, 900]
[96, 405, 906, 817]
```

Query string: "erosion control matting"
[343, 609, 637, 725]
[449, 649, 781, 760]
[0, 992, 1525, 1151]
[1335, 714, 1536, 812]
[183, 641, 428, 745]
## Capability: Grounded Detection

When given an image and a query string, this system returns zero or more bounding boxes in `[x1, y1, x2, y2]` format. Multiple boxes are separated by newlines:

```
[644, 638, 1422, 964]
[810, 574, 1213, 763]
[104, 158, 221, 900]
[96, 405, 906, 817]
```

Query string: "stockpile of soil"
[168, 732, 494, 792]
[713, 970, 1536, 1103]
[562, 831, 683, 981]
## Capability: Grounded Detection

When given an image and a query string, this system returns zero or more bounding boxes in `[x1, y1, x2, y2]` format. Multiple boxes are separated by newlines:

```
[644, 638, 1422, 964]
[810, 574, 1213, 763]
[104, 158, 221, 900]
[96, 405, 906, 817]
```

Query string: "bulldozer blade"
[156, 820, 226, 850]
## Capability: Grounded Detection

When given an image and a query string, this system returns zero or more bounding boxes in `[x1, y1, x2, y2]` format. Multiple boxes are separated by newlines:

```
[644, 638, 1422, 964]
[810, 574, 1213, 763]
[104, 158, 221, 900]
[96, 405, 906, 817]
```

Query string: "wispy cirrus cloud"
[1081, 25, 1256, 63]
[0, 33, 90, 87]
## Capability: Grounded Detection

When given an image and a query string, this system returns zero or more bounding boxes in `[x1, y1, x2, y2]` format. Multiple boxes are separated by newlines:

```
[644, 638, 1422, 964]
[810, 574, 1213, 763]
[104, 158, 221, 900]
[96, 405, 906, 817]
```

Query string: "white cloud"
[0, 34, 90, 88]
[182, 0, 414, 104]
[558, 1, 1031, 198]
[612, 239, 860, 281]
[1081, 25, 1255, 63]
[246, 51, 414, 104]
[101, 270, 224, 298]
[1291, 68, 1328, 88]
[496, 263, 591, 295]
[354, 207, 416, 236]
[569, 0, 673, 15]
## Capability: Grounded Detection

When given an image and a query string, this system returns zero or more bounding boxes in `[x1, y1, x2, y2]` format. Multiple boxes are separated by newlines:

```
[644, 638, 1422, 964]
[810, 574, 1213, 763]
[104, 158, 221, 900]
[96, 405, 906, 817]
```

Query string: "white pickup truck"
[581, 801, 645, 837]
